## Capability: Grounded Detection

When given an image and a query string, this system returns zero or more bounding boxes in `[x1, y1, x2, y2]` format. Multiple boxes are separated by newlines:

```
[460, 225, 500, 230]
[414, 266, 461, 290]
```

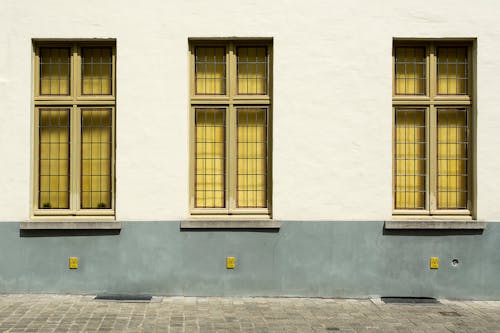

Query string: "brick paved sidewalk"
[0, 295, 500, 333]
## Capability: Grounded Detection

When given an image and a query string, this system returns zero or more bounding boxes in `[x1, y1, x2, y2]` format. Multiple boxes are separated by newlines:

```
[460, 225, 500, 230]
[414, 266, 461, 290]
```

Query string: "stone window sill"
[20, 221, 122, 230]
[384, 220, 486, 230]
[180, 219, 281, 229]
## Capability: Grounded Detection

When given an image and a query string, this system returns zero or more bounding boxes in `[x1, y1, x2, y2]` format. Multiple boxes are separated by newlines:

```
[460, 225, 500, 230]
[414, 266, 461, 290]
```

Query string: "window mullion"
[228, 42, 236, 98]
[428, 46, 437, 213]
[228, 106, 237, 212]
[228, 44, 237, 212]
[70, 45, 80, 214]
[429, 44, 437, 100]
[72, 45, 78, 103]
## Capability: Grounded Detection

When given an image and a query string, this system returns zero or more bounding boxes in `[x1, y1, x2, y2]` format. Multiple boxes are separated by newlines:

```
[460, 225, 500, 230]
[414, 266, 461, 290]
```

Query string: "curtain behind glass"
[394, 109, 426, 209]
[39, 109, 70, 209]
[237, 108, 267, 208]
[195, 109, 226, 208]
[81, 108, 112, 209]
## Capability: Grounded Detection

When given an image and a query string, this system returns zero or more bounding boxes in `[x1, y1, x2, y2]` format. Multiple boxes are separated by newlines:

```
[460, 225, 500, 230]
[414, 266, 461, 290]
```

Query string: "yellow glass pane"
[437, 109, 468, 209]
[196, 64, 206, 79]
[40, 48, 70, 95]
[395, 192, 404, 208]
[81, 48, 113, 95]
[415, 64, 425, 93]
[40, 176, 50, 190]
[437, 79, 447, 94]
[82, 64, 92, 94]
[437, 47, 468, 95]
[38, 109, 70, 209]
[395, 64, 405, 82]
[247, 47, 256, 60]
[206, 64, 215, 79]
[237, 47, 267, 95]
[238, 77, 248, 94]
[214, 64, 225, 93]
[98, 191, 111, 209]
[256, 47, 266, 61]
[195, 47, 225, 95]
[195, 191, 205, 206]
[195, 109, 225, 208]
[214, 47, 224, 60]
[58, 175, 69, 191]
[457, 81, 466, 94]
[197, 47, 207, 61]
[196, 79, 205, 95]
[448, 64, 458, 75]
[92, 143, 102, 159]
[446, 77, 463, 94]
[450, 48, 459, 62]
[57, 67, 66, 93]
[81, 109, 112, 209]
[438, 64, 447, 78]
[81, 192, 91, 209]
[394, 47, 425, 95]
[394, 109, 426, 209]
[247, 191, 256, 207]
[237, 109, 267, 208]
[205, 79, 215, 95]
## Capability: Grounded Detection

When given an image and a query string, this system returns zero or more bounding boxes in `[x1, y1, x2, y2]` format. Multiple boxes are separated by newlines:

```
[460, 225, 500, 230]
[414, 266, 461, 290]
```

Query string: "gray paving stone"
[0, 295, 499, 332]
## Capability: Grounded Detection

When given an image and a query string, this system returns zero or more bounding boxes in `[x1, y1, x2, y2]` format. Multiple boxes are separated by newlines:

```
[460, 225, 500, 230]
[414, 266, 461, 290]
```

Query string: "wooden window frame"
[188, 38, 273, 218]
[32, 40, 116, 219]
[392, 39, 475, 219]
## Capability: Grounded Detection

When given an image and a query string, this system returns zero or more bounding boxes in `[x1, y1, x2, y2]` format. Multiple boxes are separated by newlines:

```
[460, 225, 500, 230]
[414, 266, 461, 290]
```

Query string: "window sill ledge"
[20, 221, 122, 230]
[180, 219, 281, 230]
[384, 220, 486, 230]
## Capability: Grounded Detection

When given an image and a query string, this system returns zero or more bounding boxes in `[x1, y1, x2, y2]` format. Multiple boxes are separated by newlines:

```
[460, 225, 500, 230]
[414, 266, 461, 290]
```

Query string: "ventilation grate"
[95, 294, 152, 302]
[381, 297, 439, 304]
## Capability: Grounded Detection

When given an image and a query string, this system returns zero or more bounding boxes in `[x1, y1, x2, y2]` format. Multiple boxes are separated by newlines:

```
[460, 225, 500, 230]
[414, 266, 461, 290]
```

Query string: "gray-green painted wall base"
[0, 221, 499, 299]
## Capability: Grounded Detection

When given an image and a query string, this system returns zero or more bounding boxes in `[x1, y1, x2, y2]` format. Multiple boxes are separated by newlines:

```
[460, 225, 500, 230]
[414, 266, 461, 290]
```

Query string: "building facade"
[1, 0, 500, 298]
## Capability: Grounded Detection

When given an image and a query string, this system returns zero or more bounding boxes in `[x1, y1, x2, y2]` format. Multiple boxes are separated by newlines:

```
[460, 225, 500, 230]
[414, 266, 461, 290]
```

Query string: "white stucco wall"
[1, 0, 499, 221]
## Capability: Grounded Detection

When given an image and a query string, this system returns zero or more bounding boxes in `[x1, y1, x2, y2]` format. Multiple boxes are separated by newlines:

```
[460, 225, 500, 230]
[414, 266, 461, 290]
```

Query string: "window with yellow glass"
[393, 40, 473, 216]
[33, 41, 115, 216]
[189, 39, 272, 216]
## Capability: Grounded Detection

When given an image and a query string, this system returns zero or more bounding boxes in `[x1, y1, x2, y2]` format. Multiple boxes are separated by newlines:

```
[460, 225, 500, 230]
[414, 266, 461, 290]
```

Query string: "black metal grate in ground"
[95, 294, 152, 302]
[381, 297, 439, 304]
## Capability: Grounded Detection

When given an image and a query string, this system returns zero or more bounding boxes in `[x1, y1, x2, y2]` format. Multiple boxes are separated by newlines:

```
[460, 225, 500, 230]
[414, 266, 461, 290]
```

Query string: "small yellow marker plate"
[226, 257, 235, 269]
[69, 257, 79, 269]
[430, 257, 439, 269]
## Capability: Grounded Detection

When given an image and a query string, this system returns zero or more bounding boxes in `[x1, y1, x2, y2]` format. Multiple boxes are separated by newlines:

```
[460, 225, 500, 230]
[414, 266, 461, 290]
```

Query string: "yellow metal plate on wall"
[69, 257, 79, 269]
[430, 257, 439, 269]
[226, 257, 235, 269]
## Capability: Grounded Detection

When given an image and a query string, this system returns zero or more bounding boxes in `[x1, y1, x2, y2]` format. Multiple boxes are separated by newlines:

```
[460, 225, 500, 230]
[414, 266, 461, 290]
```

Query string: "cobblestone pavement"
[0, 295, 500, 333]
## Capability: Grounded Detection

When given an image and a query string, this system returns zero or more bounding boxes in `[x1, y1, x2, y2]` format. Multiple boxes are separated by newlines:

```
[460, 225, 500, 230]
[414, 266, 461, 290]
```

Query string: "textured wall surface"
[0, 0, 500, 221]
[0, 1, 500, 298]
[0, 221, 499, 299]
